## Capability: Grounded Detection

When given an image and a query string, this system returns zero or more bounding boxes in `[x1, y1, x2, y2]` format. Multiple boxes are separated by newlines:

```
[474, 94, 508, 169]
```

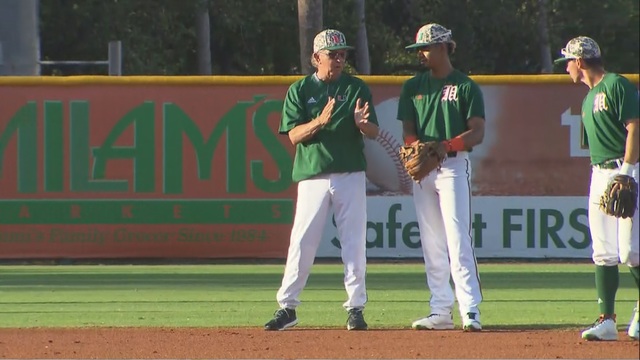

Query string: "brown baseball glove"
[599, 174, 638, 219]
[399, 141, 447, 183]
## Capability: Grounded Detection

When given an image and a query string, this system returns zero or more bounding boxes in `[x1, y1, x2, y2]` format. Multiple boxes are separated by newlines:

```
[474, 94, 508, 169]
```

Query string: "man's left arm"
[456, 117, 485, 148]
[616, 80, 640, 176]
[620, 120, 639, 176]
[357, 116, 379, 139]
[442, 82, 485, 152]
[355, 85, 379, 139]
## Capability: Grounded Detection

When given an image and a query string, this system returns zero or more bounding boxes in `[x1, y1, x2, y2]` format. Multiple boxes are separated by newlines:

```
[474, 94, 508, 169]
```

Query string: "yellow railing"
[0, 74, 638, 86]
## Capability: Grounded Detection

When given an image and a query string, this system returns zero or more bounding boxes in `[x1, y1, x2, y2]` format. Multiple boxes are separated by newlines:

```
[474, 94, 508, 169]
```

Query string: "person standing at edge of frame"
[555, 36, 640, 341]
[264, 29, 379, 331]
[397, 23, 485, 332]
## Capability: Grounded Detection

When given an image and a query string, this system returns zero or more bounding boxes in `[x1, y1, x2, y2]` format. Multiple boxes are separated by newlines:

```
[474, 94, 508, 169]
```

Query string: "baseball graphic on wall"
[364, 97, 413, 195]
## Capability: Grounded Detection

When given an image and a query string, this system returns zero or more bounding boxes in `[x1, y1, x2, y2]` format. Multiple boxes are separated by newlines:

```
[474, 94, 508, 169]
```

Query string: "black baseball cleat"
[346, 308, 368, 330]
[264, 308, 298, 331]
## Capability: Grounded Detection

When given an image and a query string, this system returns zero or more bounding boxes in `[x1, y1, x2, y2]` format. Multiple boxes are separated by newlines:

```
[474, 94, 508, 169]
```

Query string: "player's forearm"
[619, 120, 639, 177]
[443, 117, 485, 152]
[622, 120, 639, 165]
[358, 122, 379, 139]
[401, 120, 419, 144]
[288, 119, 324, 145]
[460, 117, 485, 148]
[456, 127, 484, 148]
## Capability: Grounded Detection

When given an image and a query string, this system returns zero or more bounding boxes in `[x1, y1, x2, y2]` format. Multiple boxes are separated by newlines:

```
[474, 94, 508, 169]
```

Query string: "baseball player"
[397, 23, 484, 332]
[264, 29, 379, 331]
[555, 36, 640, 341]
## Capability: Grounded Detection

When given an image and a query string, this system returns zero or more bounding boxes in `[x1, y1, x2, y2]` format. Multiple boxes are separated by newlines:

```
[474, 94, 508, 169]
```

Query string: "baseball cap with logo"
[554, 36, 601, 64]
[313, 29, 354, 53]
[406, 23, 454, 50]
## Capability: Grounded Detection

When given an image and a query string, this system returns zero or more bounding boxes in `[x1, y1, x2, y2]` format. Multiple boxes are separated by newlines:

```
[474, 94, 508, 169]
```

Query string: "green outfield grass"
[0, 263, 637, 329]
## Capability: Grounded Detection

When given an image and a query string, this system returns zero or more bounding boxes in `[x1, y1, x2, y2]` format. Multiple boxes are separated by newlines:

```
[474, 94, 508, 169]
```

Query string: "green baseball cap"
[406, 23, 454, 50]
[554, 36, 601, 64]
[313, 29, 354, 53]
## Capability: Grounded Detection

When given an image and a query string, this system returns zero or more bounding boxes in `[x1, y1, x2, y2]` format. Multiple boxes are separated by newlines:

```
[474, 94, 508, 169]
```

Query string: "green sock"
[630, 266, 640, 290]
[595, 265, 619, 315]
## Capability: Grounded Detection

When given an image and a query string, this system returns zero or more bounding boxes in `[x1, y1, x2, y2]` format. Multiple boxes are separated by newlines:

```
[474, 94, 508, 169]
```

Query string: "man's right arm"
[285, 95, 334, 146]
[397, 81, 419, 145]
[280, 84, 315, 146]
[616, 79, 640, 176]
[402, 120, 419, 145]
[288, 118, 325, 145]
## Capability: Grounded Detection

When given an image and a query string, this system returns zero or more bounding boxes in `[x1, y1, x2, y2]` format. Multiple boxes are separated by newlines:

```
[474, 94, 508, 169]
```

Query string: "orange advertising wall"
[0, 75, 638, 259]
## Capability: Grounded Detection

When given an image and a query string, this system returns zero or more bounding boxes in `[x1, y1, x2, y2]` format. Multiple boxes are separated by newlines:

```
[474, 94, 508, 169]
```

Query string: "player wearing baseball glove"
[555, 36, 640, 342]
[599, 174, 638, 219]
[399, 141, 447, 183]
[399, 23, 486, 333]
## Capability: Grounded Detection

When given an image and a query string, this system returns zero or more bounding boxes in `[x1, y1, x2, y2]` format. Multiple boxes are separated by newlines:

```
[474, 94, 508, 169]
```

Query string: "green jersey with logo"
[280, 74, 378, 182]
[396, 70, 485, 142]
[581, 73, 639, 165]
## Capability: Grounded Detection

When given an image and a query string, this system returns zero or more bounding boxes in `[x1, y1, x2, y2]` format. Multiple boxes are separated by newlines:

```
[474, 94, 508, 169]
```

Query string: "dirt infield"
[0, 328, 638, 359]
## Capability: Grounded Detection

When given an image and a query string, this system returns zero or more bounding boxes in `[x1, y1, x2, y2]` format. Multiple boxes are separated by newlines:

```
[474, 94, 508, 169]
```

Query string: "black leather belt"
[594, 158, 623, 169]
[447, 151, 457, 157]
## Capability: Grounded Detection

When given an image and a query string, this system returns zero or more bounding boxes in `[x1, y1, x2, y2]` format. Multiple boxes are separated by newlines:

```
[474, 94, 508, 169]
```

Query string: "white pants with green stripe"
[276, 171, 368, 310]
[589, 162, 640, 267]
[412, 152, 483, 318]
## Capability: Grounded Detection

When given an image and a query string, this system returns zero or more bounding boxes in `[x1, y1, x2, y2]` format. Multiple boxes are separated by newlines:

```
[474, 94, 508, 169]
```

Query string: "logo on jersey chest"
[307, 95, 347, 104]
[441, 85, 459, 102]
[592, 92, 608, 113]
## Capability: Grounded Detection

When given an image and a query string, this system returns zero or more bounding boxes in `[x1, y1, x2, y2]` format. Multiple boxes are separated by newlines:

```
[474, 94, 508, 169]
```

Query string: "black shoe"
[346, 308, 368, 330]
[264, 308, 298, 331]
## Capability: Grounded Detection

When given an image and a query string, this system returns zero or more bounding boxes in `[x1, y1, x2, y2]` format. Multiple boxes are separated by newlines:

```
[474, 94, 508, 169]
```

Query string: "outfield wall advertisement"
[316, 196, 592, 258]
[0, 76, 637, 259]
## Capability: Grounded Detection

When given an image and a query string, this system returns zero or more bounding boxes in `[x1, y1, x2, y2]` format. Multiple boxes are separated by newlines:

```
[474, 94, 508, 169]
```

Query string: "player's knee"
[593, 255, 618, 266]
[619, 250, 640, 267]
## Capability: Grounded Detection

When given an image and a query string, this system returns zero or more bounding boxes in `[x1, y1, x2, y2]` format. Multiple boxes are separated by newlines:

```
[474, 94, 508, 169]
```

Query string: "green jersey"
[396, 70, 485, 143]
[279, 73, 378, 182]
[581, 73, 639, 165]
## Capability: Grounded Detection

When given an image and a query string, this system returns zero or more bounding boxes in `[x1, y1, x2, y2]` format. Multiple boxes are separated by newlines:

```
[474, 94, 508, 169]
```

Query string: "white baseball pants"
[588, 162, 640, 267]
[412, 152, 483, 318]
[276, 171, 368, 310]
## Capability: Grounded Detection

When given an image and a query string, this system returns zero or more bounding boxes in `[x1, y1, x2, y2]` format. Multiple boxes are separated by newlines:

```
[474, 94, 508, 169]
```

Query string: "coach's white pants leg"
[277, 176, 331, 309]
[331, 172, 368, 310]
[436, 156, 482, 317]
[413, 172, 455, 315]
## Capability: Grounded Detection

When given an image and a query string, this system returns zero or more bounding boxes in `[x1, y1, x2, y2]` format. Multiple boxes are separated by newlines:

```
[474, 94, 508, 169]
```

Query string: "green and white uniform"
[276, 73, 378, 310]
[582, 73, 639, 269]
[555, 36, 639, 341]
[280, 74, 375, 182]
[397, 69, 483, 319]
